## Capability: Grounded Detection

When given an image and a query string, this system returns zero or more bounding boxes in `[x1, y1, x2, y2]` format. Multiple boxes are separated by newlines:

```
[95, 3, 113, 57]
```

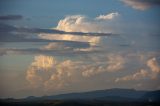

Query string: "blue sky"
[0, 0, 160, 98]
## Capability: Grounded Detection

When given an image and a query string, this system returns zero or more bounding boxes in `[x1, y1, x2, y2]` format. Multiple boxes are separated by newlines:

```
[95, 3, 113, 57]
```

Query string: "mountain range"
[0, 88, 160, 106]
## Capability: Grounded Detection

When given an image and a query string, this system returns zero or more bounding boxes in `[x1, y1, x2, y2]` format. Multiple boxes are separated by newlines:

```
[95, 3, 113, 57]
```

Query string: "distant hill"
[24, 88, 160, 102]
[0, 88, 160, 106]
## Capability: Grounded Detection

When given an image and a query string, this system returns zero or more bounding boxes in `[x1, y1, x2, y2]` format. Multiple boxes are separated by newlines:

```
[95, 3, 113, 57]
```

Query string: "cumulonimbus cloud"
[26, 55, 83, 90]
[0, 12, 119, 57]
[26, 54, 126, 91]
[121, 0, 160, 10]
[39, 13, 119, 45]
[0, 19, 115, 43]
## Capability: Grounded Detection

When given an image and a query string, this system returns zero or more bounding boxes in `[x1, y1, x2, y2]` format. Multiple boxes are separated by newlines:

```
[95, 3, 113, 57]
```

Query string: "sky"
[0, 0, 160, 98]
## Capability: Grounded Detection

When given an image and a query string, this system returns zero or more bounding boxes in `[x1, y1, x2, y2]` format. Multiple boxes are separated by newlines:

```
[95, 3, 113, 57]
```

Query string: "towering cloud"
[39, 13, 119, 46]
[39, 15, 101, 45]
[26, 54, 126, 91]
[26, 55, 83, 90]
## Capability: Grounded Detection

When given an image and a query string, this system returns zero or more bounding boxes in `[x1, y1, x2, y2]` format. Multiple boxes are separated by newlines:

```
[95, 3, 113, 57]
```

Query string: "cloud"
[115, 57, 160, 82]
[0, 15, 23, 20]
[115, 69, 148, 82]
[0, 21, 114, 43]
[39, 34, 101, 46]
[147, 57, 160, 78]
[121, 0, 160, 10]
[0, 13, 119, 58]
[41, 15, 101, 45]
[106, 54, 125, 71]
[26, 54, 126, 90]
[56, 15, 98, 32]
[0, 48, 8, 56]
[39, 13, 119, 45]
[147, 57, 160, 73]
[0, 43, 100, 56]
[96, 12, 119, 20]
[18, 27, 113, 37]
[82, 54, 125, 77]
[40, 42, 90, 51]
[0, 21, 115, 47]
[40, 42, 100, 53]
[26, 55, 82, 90]
[56, 14, 119, 33]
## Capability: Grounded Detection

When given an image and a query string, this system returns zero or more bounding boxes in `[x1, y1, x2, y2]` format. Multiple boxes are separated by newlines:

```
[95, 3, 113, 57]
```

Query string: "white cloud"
[26, 54, 126, 90]
[40, 43, 72, 51]
[26, 55, 83, 90]
[96, 12, 119, 20]
[38, 13, 119, 46]
[31, 55, 55, 70]
[39, 34, 101, 46]
[82, 54, 125, 77]
[43, 60, 81, 90]
[40, 42, 98, 53]
[147, 57, 160, 73]
[147, 57, 160, 79]
[39, 15, 101, 45]
[26, 55, 56, 88]
[115, 57, 160, 82]
[106, 54, 125, 72]
[115, 69, 148, 82]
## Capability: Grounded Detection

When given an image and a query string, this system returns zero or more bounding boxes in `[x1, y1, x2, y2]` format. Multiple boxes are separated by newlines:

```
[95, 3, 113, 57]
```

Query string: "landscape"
[0, 0, 160, 106]
[1, 88, 160, 106]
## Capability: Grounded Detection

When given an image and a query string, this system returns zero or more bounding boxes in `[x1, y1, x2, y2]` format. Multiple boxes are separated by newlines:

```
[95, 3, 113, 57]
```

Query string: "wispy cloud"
[96, 12, 119, 20]
[115, 69, 148, 82]
[121, 0, 160, 10]
[0, 45, 101, 56]
[0, 15, 23, 20]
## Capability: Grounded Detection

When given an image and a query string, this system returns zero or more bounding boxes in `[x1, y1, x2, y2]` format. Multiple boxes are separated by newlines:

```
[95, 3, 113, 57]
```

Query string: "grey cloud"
[0, 23, 114, 38]
[0, 15, 23, 20]
[16, 27, 114, 37]
[0, 47, 102, 56]
[0, 23, 103, 44]
[121, 0, 160, 10]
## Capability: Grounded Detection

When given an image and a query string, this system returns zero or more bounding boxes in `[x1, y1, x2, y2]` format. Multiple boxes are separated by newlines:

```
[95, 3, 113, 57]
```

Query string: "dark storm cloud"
[0, 15, 23, 20]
